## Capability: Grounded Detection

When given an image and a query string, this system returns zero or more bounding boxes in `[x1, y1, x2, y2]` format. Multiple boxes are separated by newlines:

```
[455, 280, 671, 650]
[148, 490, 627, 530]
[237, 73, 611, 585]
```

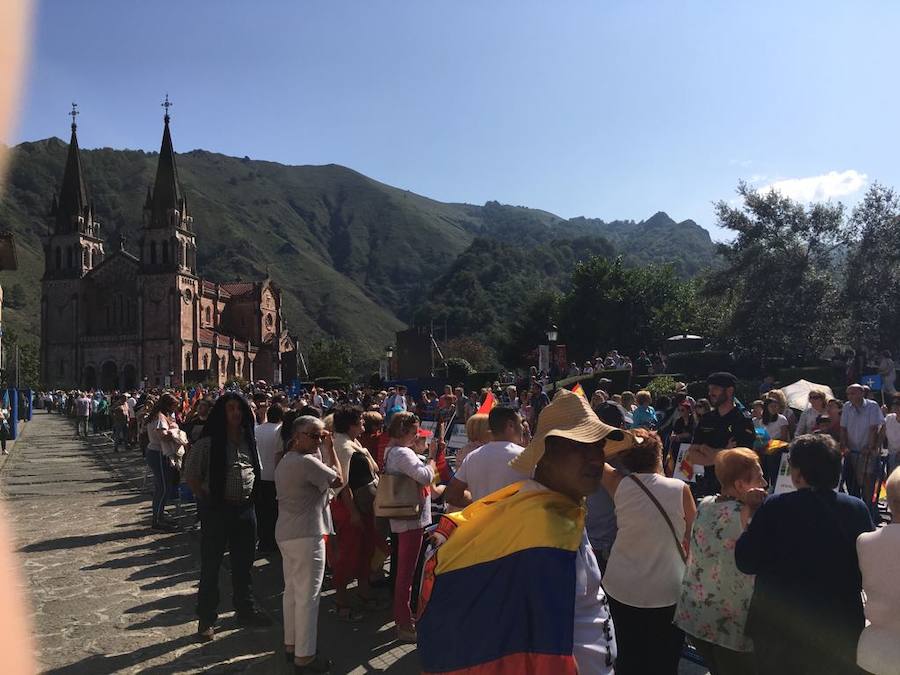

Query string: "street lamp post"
[546, 324, 558, 382]
[383, 346, 394, 381]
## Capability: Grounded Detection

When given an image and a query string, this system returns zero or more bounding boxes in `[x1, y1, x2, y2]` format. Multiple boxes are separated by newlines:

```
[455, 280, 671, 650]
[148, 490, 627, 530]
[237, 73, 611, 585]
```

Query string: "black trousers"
[196, 500, 257, 623]
[254, 480, 278, 550]
[607, 596, 683, 675]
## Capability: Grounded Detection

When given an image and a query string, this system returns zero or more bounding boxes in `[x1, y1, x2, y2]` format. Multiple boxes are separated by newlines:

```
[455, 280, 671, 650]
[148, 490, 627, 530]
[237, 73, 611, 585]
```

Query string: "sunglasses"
[302, 432, 327, 440]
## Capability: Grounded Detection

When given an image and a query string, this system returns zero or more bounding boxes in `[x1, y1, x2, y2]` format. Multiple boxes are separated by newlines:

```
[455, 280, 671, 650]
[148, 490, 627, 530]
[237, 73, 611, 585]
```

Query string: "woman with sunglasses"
[795, 389, 828, 436]
[383, 411, 436, 642]
[275, 415, 343, 673]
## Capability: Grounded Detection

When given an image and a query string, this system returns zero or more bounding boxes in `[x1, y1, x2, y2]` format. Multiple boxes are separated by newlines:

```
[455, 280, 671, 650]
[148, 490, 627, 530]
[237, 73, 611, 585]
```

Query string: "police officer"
[688, 372, 756, 496]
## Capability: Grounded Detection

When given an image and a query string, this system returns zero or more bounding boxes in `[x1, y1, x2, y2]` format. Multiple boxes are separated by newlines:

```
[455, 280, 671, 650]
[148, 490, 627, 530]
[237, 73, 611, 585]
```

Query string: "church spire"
[145, 95, 189, 230]
[52, 103, 93, 234]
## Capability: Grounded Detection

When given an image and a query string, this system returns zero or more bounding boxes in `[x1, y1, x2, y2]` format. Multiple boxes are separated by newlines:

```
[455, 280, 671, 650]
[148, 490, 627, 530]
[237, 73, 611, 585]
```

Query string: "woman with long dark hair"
[182, 392, 271, 641]
[145, 393, 181, 532]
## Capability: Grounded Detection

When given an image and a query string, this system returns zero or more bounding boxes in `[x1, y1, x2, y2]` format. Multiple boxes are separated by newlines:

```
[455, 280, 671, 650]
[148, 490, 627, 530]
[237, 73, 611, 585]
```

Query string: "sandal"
[335, 604, 364, 623]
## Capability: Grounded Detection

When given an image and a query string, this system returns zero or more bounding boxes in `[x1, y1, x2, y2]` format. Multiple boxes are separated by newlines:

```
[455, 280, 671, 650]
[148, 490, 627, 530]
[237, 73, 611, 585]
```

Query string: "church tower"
[139, 97, 200, 386]
[44, 104, 104, 279]
[40, 105, 105, 387]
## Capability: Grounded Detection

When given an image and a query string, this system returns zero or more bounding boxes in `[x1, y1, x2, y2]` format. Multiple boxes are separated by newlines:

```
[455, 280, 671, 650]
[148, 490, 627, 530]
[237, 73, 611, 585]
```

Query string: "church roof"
[53, 121, 91, 233]
[197, 327, 254, 352]
[219, 281, 256, 298]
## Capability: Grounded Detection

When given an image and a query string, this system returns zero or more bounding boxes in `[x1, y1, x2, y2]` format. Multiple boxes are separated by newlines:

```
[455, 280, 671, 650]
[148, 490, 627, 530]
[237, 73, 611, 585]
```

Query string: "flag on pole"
[477, 391, 496, 415]
[570, 383, 586, 398]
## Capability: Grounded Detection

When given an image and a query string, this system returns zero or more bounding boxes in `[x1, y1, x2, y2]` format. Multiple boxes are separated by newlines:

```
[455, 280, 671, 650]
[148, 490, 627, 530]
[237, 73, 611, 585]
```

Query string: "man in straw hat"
[417, 389, 639, 675]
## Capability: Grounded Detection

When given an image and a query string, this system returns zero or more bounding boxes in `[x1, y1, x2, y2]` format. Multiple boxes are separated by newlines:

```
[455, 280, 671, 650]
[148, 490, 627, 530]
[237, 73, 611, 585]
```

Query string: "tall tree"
[557, 257, 700, 360]
[705, 182, 847, 360]
[844, 183, 900, 352]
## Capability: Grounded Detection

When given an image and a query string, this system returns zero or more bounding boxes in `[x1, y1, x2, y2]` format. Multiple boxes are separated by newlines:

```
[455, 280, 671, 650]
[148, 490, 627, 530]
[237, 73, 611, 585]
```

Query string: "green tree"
[704, 182, 847, 360]
[2, 329, 40, 389]
[557, 257, 701, 360]
[305, 338, 353, 383]
[844, 183, 900, 353]
[4, 283, 26, 309]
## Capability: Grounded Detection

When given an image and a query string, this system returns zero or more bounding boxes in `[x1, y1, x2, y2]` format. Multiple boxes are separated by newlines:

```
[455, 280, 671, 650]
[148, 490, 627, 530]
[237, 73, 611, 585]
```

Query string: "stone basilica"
[40, 105, 296, 391]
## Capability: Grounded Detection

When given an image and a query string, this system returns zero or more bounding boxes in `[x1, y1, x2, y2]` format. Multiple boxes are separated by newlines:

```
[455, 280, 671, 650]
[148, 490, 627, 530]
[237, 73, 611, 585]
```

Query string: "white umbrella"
[779, 379, 835, 411]
[667, 334, 703, 341]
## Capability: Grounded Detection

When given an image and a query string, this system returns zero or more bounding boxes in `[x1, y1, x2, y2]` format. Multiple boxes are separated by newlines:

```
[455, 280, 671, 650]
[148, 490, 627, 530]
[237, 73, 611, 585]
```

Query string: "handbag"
[374, 447, 422, 519]
[349, 451, 379, 515]
[626, 473, 688, 564]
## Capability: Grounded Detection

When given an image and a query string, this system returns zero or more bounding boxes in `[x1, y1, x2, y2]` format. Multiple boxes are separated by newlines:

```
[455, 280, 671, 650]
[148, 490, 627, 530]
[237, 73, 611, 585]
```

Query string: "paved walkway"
[1, 412, 417, 674]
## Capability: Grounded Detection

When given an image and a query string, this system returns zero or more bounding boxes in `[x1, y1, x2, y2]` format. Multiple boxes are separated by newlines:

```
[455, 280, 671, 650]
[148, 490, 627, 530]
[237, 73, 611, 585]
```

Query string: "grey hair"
[292, 415, 324, 434]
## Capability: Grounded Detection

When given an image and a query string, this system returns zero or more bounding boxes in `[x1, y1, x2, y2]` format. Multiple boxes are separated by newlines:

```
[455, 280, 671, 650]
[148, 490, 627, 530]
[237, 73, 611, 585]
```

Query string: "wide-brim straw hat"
[511, 388, 639, 475]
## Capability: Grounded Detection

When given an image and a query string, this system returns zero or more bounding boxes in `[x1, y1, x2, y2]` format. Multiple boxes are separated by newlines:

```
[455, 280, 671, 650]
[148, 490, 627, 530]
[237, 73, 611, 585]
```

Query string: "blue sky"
[10, 1, 900, 240]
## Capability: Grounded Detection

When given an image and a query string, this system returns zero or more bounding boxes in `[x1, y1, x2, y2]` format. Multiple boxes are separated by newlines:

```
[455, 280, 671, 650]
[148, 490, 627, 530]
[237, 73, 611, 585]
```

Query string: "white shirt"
[603, 473, 687, 607]
[126, 396, 137, 419]
[885, 413, 900, 453]
[763, 414, 789, 440]
[255, 421, 283, 482]
[796, 406, 823, 436]
[454, 441, 525, 502]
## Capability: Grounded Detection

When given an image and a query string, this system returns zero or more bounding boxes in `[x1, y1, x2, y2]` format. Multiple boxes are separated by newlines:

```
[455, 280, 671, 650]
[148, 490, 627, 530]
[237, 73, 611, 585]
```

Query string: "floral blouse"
[675, 496, 754, 652]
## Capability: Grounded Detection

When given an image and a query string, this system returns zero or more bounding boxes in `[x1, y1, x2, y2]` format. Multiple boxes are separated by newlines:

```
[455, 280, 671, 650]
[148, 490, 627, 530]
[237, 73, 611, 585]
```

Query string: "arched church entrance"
[101, 361, 119, 392]
[122, 364, 137, 391]
[83, 365, 97, 390]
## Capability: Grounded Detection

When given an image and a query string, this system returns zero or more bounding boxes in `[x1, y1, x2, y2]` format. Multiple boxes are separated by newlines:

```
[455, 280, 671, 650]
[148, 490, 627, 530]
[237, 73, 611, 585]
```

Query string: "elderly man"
[841, 383, 884, 520]
[417, 389, 638, 674]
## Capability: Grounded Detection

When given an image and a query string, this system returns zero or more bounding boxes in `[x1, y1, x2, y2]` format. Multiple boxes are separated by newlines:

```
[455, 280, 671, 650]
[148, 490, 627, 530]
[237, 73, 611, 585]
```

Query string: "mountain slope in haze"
[0, 136, 718, 361]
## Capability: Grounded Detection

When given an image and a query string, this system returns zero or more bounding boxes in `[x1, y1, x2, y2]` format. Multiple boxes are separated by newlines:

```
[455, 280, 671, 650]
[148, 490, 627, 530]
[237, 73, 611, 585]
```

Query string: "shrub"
[444, 358, 474, 386]
[646, 376, 678, 399]
[666, 351, 734, 379]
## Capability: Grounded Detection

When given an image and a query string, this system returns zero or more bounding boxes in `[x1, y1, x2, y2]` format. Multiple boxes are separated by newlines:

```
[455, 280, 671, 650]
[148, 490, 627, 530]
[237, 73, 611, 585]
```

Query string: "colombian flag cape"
[417, 481, 584, 674]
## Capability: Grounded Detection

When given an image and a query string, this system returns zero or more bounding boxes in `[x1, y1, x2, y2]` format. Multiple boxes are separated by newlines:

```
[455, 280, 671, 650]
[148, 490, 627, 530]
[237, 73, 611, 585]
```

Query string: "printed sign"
[447, 423, 469, 450]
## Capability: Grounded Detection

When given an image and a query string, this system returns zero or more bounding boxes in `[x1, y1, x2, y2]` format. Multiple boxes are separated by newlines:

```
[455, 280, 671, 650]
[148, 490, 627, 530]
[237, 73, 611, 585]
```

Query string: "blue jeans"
[145, 449, 177, 523]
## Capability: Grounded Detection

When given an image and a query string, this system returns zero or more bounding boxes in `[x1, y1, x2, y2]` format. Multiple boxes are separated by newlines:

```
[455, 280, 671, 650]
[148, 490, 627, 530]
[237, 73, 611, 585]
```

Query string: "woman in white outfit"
[601, 428, 696, 675]
[275, 415, 342, 673]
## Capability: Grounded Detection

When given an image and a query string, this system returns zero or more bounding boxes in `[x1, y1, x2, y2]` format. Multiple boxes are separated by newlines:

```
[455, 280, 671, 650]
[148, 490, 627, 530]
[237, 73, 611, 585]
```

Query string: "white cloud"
[729, 159, 753, 168]
[756, 170, 867, 202]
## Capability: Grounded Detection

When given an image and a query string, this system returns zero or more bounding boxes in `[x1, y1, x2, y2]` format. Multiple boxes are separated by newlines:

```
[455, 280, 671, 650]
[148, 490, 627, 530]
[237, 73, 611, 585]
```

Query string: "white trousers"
[280, 536, 325, 657]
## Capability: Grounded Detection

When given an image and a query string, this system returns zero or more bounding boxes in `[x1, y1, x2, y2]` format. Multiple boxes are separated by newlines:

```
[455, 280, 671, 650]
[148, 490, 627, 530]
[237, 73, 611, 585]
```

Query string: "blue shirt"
[630, 405, 657, 429]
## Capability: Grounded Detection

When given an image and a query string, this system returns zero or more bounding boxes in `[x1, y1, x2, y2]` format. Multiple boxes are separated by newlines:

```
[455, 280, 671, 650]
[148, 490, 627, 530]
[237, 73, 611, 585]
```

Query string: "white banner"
[447, 423, 469, 450]
[538, 345, 550, 374]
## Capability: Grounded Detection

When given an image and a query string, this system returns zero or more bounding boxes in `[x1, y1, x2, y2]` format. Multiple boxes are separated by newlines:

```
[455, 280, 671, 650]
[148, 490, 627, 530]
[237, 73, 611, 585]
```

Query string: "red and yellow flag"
[570, 383, 585, 398]
[477, 391, 497, 415]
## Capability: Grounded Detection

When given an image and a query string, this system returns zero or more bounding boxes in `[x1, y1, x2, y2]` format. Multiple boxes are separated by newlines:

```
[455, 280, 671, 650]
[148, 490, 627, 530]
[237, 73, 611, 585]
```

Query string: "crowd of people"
[32, 367, 900, 674]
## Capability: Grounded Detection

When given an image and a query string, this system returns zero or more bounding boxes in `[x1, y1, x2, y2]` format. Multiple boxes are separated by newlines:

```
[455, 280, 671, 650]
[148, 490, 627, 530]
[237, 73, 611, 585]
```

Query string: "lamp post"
[546, 324, 559, 382]
[383, 345, 394, 381]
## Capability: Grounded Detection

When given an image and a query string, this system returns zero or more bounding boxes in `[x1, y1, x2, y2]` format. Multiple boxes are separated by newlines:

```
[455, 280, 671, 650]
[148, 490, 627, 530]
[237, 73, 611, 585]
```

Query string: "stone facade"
[40, 113, 295, 390]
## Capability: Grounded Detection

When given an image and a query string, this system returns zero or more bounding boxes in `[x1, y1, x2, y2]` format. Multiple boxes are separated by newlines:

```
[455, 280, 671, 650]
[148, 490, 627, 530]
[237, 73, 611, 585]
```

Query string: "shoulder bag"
[374, 446, 422, 519]
[627, 473, 688, 564]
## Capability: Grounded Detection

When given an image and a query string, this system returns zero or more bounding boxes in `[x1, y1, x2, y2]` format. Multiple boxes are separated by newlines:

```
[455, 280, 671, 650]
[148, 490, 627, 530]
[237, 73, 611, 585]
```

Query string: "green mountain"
[0, 137, 716, 362]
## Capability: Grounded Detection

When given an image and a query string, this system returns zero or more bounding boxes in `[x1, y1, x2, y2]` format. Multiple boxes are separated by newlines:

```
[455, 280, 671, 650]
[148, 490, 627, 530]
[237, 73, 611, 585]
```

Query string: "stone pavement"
[0, 412, 418, 674]
[1, 411, 707, 674]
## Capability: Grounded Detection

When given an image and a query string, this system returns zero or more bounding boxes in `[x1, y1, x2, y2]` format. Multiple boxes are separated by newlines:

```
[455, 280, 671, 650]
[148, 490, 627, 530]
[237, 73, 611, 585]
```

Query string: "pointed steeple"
[145, 95, 189, 230]
[53, 103, 92, 234]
